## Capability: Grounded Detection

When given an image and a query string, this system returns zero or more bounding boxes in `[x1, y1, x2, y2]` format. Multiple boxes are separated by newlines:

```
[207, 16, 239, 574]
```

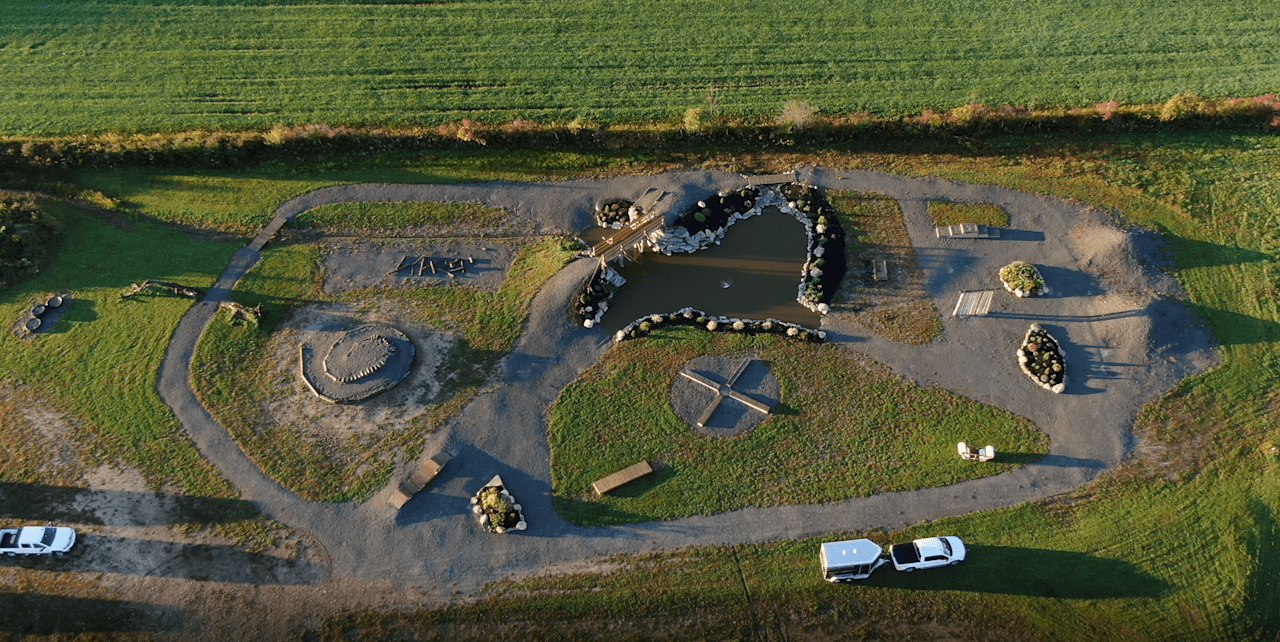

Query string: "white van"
[820, 538, 887, 582]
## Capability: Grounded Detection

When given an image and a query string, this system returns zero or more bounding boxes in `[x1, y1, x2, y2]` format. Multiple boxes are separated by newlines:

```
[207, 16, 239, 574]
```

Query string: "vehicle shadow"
[0, 593, 184, 636]
[867, 544, 1170, 598]
[0, 481, 261, 526]
[0, 534, 321, 585]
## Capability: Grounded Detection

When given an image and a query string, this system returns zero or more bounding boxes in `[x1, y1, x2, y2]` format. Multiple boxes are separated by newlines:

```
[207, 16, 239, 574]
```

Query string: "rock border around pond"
[612, 307, 825, 343]
[1017, 324, 1066, 394]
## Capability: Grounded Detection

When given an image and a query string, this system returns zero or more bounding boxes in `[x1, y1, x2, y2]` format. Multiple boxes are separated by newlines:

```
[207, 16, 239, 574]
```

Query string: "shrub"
[777, 100, 819, 132]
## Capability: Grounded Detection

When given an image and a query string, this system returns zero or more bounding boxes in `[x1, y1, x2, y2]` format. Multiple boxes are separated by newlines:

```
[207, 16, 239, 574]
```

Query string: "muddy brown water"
[603, 207, 821, 333]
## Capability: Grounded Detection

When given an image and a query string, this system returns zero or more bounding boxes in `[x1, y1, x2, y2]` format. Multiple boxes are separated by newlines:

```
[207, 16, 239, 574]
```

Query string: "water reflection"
[603, 207, 821, 332]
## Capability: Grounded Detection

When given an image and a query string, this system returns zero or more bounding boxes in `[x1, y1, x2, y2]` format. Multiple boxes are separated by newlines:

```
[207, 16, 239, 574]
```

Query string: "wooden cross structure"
[679, 358, 773, 429]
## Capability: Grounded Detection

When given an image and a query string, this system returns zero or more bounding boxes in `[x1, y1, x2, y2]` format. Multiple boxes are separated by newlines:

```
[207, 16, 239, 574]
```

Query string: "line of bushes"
[2, 93, 1278, 173]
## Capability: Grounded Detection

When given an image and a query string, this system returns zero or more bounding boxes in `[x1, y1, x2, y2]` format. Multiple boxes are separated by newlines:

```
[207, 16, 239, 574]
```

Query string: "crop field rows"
[3, 0, 1280, 134]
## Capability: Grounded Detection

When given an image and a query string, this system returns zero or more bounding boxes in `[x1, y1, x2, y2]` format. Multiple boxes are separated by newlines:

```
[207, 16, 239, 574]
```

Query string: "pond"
[602, 207, 822, 333]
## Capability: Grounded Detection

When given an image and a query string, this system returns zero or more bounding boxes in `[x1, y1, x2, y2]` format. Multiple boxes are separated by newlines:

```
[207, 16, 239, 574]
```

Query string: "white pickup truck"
[0, 526, 76, 556]
[889, 536, 966, 571]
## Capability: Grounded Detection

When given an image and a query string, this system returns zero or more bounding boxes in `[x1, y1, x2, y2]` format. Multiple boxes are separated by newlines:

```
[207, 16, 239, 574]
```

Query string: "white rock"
[815, 224, 826, 234]
[817, 303, 830, 314]
[583, 319, 594, 328]
[813, 246, 825, 257]
[1052, 383, 1065, 394]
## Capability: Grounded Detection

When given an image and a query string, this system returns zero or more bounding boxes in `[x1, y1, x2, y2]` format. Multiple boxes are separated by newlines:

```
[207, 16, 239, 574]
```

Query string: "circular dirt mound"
[302, 324, 416, 403]
[669, 354, 779, 438]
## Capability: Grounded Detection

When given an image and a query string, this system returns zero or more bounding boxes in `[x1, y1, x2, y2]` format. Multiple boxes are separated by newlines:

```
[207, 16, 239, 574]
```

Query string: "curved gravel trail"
[156, 167, 1217, 598]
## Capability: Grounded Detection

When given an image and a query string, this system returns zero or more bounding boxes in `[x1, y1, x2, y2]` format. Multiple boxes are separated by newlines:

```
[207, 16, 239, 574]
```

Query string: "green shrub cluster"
[0, 194, 59, 290]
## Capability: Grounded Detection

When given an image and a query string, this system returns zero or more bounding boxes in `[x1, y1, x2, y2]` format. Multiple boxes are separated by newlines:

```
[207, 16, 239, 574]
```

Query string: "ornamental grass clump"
[999, 261, 1045, 297]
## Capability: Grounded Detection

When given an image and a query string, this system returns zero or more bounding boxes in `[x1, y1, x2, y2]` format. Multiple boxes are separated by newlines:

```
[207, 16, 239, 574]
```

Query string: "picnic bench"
[592, 461, 654, 495]
[935, 223, 1001, 239]
[957, 442, 995, 462]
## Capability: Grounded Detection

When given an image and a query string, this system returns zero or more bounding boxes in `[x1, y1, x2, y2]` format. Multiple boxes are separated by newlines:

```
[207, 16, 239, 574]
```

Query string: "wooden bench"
[592, 461, 654, 495]
[389, 451, 453, 509]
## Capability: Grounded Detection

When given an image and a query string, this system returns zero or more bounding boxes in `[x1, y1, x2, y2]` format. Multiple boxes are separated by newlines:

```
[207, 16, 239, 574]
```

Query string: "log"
[121, 279, 260, 323]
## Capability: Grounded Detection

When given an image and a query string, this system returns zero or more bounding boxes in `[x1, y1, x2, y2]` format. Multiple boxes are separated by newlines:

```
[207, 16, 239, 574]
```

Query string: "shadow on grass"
[1244, 497, 1280, 640]
[869, 544, 1171, 598]
[1184, 303, 1280, 346]
[0, 593, 183, 636]
[1166, 235, 1274, 271]
[0, 482, 260, 526]
[0, 535, 321, 585]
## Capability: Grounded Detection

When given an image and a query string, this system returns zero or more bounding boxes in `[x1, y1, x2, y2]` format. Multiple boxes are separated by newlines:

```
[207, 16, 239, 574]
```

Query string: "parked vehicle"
[0, 526, 76, 556]
[389, 451, 452, 509]
[820, 538, 887, 582]
[889, 536, 966, 572]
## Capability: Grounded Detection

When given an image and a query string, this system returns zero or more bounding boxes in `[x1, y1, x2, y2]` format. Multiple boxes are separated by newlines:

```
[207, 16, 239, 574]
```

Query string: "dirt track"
[153, 167, 1219, 603]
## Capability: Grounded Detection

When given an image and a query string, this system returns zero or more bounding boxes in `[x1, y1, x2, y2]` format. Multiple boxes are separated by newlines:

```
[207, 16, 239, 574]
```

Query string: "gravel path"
[156, 168, 1218, 599]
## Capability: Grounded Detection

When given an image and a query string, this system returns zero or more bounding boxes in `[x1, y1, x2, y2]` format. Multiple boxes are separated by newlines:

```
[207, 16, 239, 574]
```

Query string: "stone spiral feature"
[301, 324, 416, 403]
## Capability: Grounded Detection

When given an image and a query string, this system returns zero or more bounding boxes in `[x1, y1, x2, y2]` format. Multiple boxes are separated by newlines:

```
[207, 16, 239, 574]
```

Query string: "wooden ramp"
[952, 290, 996, 317]
[935, 223, 1001, 239]
[593, 461, 654, 495]
[745, 172, 798, 186]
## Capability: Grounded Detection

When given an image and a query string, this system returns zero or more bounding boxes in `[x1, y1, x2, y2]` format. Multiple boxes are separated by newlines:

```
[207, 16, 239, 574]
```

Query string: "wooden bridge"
[589, 210, 665, 265]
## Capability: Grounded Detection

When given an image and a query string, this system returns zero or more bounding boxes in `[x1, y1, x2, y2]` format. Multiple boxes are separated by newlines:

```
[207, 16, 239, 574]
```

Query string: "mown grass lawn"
[0, 199, 278, 542]
[550, 326, 1046, 525]
[3, 0, 1279, 134]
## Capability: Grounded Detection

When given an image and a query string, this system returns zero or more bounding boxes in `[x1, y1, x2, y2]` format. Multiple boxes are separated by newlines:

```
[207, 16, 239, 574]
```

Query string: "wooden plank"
[746, 172, 798, 186]
[390, 451, 452, 508]
[592, 461, 655, 495]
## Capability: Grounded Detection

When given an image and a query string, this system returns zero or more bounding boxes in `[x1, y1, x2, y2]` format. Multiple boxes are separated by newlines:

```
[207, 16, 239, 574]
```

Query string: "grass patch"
[4, 1, 1280, 134]
[827, 191, 941, 344]
[293, 200, 506, 232]
[0, 198, 280, 543]
[549, 325, 1046, 525]
[927, 201, 1011, 227]
[73, 150, 670, 234]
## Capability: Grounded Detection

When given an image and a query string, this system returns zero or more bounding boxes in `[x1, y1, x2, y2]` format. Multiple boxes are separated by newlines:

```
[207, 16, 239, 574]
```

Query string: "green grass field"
[550, 327, 1045, 525]
[3, 0, 1279, 134]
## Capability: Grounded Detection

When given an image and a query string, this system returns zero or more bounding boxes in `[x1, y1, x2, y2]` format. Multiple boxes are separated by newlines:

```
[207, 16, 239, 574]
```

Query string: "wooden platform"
[745, 172, 798, 186]
[592, 461, 654, 495]
[935, 223, 1001, 239]
[590, 210, 665, 265]
[952, 290, 996, 317]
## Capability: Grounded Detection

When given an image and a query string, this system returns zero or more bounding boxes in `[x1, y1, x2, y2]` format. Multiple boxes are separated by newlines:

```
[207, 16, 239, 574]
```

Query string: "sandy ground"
[3, 166, 1221, 639]
[265, 299, 457, 443]
[319, 238, 514, 295]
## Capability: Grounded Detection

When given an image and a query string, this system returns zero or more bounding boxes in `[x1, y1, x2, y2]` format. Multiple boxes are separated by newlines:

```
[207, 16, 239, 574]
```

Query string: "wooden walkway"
[952, 290, 996, 317]
[590, 210, 665, 265]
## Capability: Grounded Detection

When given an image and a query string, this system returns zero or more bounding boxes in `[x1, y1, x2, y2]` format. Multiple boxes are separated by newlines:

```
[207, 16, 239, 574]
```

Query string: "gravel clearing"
[153, 167, 1219, 608]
